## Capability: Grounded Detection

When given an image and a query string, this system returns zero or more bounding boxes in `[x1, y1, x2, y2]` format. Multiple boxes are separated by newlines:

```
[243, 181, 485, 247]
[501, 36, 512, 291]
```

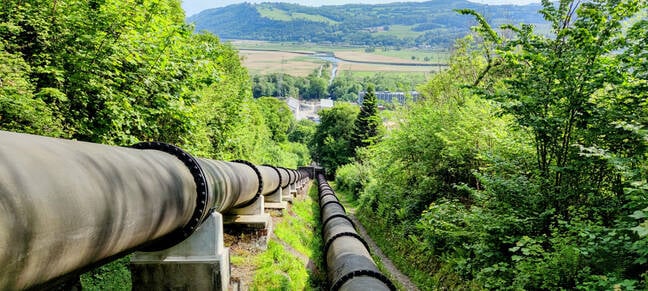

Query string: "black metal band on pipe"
[324, 232, 371, 259]
[320, 200, 346, 213]
[333, 269, 396, 291]
[284, 167, 295, 184]
[132, 142, 211, 251]
[322, 214, 356, 230]
[319, 191, 335, 199]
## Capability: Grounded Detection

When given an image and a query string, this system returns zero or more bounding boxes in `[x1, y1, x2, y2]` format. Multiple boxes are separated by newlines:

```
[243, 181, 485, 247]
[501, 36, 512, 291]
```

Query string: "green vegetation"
[252, 66, 330, 100]
[373, 25, 425, 39]
[351, 84, 383, 152]
[189, 1, 546, 48]
[251, 240, 309, 290]
[372, 48, 451, 63]
[310, 103, 359, 178]
[80, 257, 131, 290]
[332, 0, 648, 289]
[251, 185, 325, 290]
[252, 69, 426, 101]
[257, 5, 338, 25]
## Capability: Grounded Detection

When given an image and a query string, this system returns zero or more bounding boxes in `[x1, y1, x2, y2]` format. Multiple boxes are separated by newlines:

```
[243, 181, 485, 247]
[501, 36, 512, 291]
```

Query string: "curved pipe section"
[0, 131, 303, 290]
[277, 167, 290, 188]
[316, 174, 395, 291]
[257, 165, 280, 195]
[0, 131, 197, 290]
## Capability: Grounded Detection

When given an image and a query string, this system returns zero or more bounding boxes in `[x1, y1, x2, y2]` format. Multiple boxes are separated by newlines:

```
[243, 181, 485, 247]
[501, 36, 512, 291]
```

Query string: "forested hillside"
[329, 0, 648, 289]
[0, 0, 309, 167]
[188, 1, 546, 47]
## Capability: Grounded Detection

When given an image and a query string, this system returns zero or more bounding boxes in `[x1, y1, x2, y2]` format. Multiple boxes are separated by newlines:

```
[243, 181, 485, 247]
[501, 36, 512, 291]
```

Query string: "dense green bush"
[353, 1, 648, 288]
[334, 162, 367, 198]
[310, 102, 359, 178]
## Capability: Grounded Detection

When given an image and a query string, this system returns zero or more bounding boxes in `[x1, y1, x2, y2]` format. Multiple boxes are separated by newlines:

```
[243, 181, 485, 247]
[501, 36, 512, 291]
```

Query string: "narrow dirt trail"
[346, 210, 420, 291]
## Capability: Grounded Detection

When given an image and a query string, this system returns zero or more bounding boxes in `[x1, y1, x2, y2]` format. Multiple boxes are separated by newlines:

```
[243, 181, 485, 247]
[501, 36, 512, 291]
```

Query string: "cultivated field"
[238, 50, 324, 76]
[232, 40, 448, 77]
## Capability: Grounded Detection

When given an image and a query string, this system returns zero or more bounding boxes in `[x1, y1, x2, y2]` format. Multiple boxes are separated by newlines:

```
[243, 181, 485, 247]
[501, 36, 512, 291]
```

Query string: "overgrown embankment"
[333, 1, 648, 289]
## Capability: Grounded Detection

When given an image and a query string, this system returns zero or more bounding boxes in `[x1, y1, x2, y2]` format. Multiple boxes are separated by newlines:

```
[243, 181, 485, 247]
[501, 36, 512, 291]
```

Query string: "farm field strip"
[236, 44, 447, 76]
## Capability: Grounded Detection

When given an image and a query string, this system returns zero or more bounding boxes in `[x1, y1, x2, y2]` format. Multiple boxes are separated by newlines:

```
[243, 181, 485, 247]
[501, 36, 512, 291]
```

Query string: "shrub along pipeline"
[316, 174, 396, 291]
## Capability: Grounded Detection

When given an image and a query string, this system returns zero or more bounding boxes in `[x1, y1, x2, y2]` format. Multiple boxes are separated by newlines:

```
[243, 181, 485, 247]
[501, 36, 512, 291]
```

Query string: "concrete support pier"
[223, 196, 271, 228]
[289, 183, 298, 197]
[130, 212, 230, 291]
[265, 187, 288, 209]
[282, 187, 294, 203]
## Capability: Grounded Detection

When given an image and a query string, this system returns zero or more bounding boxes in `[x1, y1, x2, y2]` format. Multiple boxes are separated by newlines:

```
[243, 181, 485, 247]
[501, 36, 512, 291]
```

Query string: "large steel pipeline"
[0, 131, 303, 290]
[316, 174, 396, 291]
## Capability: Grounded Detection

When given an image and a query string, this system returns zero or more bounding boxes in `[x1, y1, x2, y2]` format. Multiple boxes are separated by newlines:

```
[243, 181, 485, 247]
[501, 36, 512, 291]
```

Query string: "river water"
[311, 53, 339, 85]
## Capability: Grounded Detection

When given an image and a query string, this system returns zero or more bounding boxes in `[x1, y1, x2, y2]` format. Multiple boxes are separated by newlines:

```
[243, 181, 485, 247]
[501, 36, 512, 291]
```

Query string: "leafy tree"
[305, 75, 328, 99]
[256, 97, 294, 143]
[310, 102, 359, 177]
[0, 46, 65, 137]
[460, 0, 648, 221]
[352, 0, 648, 287]
[288, 119, 317, 145]
[350, 84, 382, 152]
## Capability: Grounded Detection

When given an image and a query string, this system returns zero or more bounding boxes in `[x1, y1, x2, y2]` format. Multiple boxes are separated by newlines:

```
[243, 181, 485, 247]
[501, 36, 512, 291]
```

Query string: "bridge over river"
[0, 131, 394, 291]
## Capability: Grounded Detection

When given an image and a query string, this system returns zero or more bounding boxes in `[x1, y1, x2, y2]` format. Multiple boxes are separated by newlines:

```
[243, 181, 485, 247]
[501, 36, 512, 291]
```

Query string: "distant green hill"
[187, 1, 548, 48]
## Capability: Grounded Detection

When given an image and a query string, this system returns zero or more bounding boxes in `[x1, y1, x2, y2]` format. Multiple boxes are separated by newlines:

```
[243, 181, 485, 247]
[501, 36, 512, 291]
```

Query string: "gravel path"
[346, 211, 420, 291]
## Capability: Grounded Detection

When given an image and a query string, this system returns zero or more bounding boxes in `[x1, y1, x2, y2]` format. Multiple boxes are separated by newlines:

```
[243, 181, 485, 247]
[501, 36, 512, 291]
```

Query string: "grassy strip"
[80, 256, 131, 290]
[250, 240, 309, 290]
[251, 184, 326, 290]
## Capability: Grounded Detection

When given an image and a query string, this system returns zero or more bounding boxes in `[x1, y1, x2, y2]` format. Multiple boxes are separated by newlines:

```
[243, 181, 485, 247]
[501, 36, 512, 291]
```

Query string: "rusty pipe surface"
[0, 131, 298, 289]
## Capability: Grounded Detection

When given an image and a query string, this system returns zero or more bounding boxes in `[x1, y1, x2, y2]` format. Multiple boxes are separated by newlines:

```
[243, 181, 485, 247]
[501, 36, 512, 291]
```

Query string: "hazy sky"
[182, 0, 542, 16]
